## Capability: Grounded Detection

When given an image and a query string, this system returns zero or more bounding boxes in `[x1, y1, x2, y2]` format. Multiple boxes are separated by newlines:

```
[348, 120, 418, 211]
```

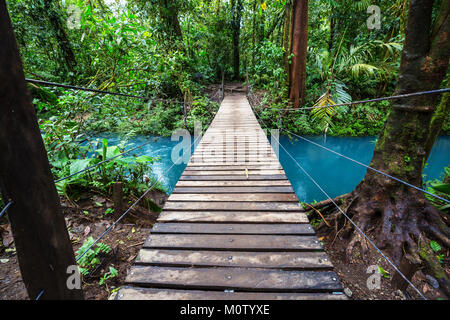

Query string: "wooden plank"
[185, 165, 282, 170]
[172, 186, 294, 193]
[182, 170, 285, 175]
[113, 287, 347, 300]
[125, 266, 342, 292]
[163, 201, 304, 211]
[111, 94, 345, 301]
[143, 234, 321, 251]
[151, 223, 314, 235]
[187, 162, 281, 166]
[158, 211, 309, 223]
[175, 180, 292, 187]
[180, 175, 288, 181]
[135, 249, 333, 269]
[168, 193, 298, 202]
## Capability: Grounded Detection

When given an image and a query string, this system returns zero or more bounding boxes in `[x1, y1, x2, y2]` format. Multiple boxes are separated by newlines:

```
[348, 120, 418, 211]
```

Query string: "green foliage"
[39, 118, 164, 199]
[75, 237, 112, 276]
[99, 266, 118, 286]
[377, 266, 390, 279]
[9, 0, 445, 143]
[430, 240, 442, 253]
[425, 166, 450, 212]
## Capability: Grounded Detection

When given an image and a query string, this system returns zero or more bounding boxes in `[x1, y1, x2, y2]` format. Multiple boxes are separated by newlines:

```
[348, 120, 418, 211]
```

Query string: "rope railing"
[0, 200, 13, 219]
[247, 87, 450, 204]
[282, 87, 450, 111]
[35, 113, 208, 300]
[74, 155, 186, 262]
[250, 102, 428, 300]
[25, 78, 185, 104]
[54, 140, 155, 183]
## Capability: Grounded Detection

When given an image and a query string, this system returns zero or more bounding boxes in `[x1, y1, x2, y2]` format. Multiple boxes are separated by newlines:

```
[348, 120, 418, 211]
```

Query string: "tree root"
[306, 189, 450, 298]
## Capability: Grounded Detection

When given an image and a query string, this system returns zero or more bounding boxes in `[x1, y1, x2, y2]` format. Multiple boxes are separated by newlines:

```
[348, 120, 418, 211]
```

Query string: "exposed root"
[306, 188, 450, 298]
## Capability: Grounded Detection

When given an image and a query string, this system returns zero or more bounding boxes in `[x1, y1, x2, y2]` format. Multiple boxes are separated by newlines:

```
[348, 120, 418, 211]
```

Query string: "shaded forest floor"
[315, 222, 449, 300]
[0, 190, 167, 300]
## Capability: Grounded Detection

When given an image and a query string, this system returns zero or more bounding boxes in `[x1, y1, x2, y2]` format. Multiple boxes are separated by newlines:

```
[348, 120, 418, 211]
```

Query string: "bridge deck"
[113, 94, 345, 300]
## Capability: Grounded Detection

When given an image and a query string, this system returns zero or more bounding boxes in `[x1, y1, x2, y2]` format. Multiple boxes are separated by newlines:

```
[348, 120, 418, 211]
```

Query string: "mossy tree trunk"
[0, 1, 83, 300]
[346, 0, 450, 294]
[288, 0, 308, 108]
[231, 0, 243, 80]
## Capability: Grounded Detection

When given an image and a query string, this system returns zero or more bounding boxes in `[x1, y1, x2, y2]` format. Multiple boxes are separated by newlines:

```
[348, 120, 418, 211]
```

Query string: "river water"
[93, 133, 449, 203]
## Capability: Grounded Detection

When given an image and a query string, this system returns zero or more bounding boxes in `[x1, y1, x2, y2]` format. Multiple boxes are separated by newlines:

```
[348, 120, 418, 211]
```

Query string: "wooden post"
[113, 182, 123, 219]
[183, 92, 188, 130]
[221, 70, 225, 99]
[245, 70, 249, 93]
[0, 1, 83, 300]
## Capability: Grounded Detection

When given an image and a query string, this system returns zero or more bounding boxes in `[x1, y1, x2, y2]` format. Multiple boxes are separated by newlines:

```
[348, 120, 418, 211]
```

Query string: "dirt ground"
[0, 191, 167, 300]
[315, 224, 449, 300]
[3, 191, 448, 300]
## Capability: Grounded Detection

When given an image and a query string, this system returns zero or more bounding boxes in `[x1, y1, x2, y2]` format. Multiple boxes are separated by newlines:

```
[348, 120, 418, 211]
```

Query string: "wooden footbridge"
[113, 94, 345, 300]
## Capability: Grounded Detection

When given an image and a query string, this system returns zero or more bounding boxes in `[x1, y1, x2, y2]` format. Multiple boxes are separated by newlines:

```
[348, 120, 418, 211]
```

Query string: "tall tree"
[231, 0, 243, 80]
[288, 0, 308, 108]
[43, 0, 77, 72]
[0, 0, 83, 299]
[346, 0, 450, 294]
[282, 2, 292, 79]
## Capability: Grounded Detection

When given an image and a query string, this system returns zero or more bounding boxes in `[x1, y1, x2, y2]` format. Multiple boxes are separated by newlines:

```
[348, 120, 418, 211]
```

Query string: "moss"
[418, 240, 448, 280]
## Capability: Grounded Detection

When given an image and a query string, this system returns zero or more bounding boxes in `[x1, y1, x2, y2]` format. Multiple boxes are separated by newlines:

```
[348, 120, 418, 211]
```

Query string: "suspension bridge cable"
[75, 133, 203, 271]
[26, 78, 150, 100]
[279, 128, 450, 204]
[25, 78, 185, 103]
[54, 140, 155, 183]
[282, 87, 450, 111]
[36, 155, 182, 300]
[246, 87, 450, 204]
[0, 200, 13, 219]
[251, 105, 428, 300]
[75, 158, 183, 262]
[36, 133, 204, 300]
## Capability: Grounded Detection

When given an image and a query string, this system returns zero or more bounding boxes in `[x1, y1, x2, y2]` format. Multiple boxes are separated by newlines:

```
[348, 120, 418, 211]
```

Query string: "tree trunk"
[0, 1, 83, 300]
[283, 2, 292, 79]
[251, 0, 257, 69]
[288, 0, 308, 108]
[346, 0, 450, 294]
[158, 0, 182, 41]
[231, 0, 243, 80]
[328, 17, 335, 52]
[43, 0, 76, 73]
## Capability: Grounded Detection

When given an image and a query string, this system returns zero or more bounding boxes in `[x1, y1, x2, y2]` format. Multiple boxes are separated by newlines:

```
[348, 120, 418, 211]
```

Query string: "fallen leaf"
[131, 227, 135, 233]
[84, 226, 91, 236]
[0, 258, 10, 264]
[318, 236, 325, 241]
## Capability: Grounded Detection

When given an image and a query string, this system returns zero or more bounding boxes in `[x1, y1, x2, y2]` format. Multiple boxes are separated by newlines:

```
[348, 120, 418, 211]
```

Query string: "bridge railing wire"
[247, 87, 450, 204]
[35, 111, 208, 300]
[25, 78, 184, 104]
[282, 87, 450, 111]
[54, 139, 155, 183]
[0, 200, 13, 219]
[278, 128, 449, 204]
[250, 101, 427, 300]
